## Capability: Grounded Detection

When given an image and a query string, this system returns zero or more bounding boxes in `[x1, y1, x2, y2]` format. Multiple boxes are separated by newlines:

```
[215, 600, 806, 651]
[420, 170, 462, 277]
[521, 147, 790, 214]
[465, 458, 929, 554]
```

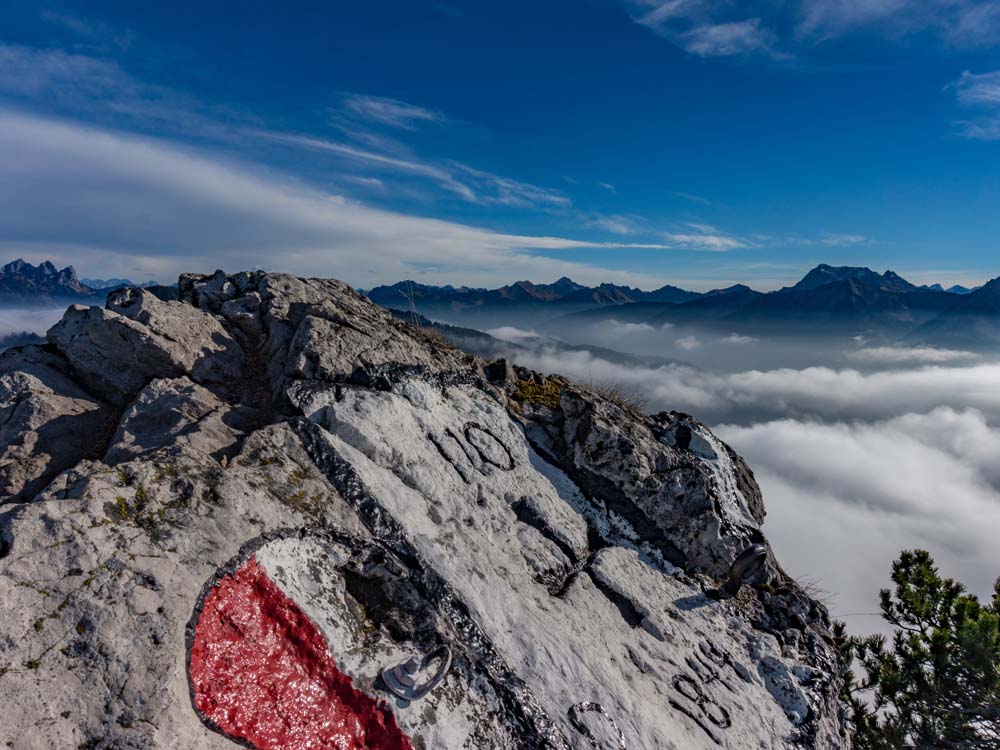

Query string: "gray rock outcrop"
[0, 271, 849, 749]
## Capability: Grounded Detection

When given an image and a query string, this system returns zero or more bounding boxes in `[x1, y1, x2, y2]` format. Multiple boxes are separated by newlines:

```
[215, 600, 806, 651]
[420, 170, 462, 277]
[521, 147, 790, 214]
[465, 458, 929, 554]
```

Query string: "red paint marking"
[190, 555, 412, 750]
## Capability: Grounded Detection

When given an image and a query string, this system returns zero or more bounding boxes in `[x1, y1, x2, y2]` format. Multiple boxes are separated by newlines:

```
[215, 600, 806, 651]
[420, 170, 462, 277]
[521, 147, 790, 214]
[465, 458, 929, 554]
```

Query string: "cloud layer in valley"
[718, 409, 1000, 627]
[0, 308, 65, 339]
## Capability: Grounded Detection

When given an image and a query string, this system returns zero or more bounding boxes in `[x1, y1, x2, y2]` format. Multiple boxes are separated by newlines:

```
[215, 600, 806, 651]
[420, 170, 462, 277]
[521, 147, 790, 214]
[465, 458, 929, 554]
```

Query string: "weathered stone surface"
[103, 377, 242, 466]
[47, 290, 243, 405]
[0, 271, 849, 750]
[180, 271, 468, 404]
[0, 346, 113, 503]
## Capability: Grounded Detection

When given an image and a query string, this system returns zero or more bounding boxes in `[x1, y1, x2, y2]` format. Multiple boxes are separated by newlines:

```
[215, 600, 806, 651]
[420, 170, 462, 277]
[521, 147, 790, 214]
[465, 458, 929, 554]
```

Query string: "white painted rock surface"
[0, 271, 849, 750]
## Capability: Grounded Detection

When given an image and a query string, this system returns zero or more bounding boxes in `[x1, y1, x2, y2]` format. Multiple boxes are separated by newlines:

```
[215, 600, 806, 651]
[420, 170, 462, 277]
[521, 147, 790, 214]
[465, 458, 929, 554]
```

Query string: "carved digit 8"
[427, 422, 515, 482]
[669, 673, 732, 745]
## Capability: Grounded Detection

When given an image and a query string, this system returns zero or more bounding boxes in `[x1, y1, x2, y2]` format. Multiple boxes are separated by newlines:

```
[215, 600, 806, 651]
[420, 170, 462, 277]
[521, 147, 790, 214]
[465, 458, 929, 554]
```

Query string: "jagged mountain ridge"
[0, 259, 101, 306]
[0, 271, 847, 749]
[366, 276, 703, 313]
[556, 265, 1000, 344]
[912, 276, 1000, 346]
[790, 265, 917, 294]
[80, 277, 161, 290]
[368, 265, 998, 344]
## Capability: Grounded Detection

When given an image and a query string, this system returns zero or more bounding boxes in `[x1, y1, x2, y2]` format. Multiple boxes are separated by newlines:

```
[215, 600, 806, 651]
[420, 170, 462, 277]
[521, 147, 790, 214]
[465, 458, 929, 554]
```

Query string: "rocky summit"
[0, 271, 848, 749]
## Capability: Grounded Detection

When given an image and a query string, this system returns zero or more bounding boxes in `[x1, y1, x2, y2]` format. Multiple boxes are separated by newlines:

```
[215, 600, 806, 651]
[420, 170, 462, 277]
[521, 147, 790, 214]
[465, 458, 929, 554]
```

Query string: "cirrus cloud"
[620, 0, 1000, 59]
[0, 110, 676, 288]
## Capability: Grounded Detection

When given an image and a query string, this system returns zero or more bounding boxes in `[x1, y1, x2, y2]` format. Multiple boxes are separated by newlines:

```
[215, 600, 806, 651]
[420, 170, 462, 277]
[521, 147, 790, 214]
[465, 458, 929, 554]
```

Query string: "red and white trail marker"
[189, 551, 413, 750]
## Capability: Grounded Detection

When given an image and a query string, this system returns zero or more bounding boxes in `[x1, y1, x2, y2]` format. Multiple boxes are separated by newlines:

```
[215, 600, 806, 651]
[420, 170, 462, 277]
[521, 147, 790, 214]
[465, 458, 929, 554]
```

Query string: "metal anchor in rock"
[380, 644, 453, 702]
[719, 543, 768, 597]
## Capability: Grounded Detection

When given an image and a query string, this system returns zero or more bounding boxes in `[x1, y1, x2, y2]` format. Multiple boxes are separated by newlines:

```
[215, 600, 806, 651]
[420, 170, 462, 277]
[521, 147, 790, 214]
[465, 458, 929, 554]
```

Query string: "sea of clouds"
[0, 308, 65, 342]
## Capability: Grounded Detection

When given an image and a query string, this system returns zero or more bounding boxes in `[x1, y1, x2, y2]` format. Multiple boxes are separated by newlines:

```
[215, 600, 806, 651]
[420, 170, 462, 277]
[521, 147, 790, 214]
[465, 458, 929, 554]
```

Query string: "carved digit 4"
[568, 702, 627, 750]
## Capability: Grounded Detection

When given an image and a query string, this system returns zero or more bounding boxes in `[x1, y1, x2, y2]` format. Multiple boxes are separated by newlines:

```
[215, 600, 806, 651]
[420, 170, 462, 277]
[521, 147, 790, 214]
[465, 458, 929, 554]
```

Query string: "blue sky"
[1, 1, 1000, 290]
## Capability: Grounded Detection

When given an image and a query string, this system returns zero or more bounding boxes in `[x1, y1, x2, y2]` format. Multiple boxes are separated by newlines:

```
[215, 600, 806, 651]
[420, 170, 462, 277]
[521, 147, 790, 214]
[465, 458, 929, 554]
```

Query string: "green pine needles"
[836, 550, 1000, 749]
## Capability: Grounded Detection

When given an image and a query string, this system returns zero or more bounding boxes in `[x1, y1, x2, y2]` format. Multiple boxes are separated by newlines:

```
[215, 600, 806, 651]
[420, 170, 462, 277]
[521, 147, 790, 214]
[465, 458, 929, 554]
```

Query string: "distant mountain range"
[366, 276, 701, 313]
[80, 277, 160, 290]
[6, 259, 997, 348]
[370, 264, 1000, 347]
[0, 260, 163, 307]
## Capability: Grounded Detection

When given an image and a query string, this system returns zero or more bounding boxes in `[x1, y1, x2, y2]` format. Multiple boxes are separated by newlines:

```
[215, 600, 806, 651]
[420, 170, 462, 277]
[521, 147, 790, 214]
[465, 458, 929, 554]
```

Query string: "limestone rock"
[0, 346, 113, 502]
[103, 377, 243, 465]
[47, 290, 243, 405]
[0, 271, 849, 750]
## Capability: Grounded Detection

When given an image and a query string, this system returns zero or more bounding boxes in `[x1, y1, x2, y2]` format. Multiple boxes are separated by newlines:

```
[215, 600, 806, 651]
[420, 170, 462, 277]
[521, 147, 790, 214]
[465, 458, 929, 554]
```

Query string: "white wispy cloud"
[0, 110, 675, 288]
[676, 334, 702, 350]
[586, 214, 643, 235]
[820, 232, 870, 246]
[341, 93, 445, 130]
[952, 69, 1000, 139]
[797, 0, 1000, 47]
[0, 43, 242, 138]
[955, 70, 1000, 106]
[722, 333, 758, 344]
[849, 345, 979, 364]
[673, 191, 711, 205]
[719, 408, 1000, 629]
[678, 18, 779, 57]
[260, 134, 573, 208]
[0, 44, 572, 211]
[38, 10, 135, 52]
[485, 326, 541, 342]
[623, 2, 780, 57]
[0, 43, 130, 100]
[621, 0, 1000, 59]
[603, 319, 656, 334]
[256, 131, 480, 202]
[662, 223, 752, 251]
[450, 163, 571, 208]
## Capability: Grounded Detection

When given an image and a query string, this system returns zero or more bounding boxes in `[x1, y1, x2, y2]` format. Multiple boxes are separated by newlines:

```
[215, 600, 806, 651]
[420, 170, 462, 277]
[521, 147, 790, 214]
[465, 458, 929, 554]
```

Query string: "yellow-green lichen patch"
[512, 379, 562, 409]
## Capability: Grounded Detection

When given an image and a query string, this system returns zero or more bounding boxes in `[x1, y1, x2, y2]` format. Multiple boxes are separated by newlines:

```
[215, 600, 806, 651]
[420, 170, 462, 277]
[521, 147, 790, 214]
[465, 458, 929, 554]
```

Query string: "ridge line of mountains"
[0, 259, 160, 306]
[367, 264, 981, 310]
[5, 258, 998, 346]
[367, 265, 1000, 346]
